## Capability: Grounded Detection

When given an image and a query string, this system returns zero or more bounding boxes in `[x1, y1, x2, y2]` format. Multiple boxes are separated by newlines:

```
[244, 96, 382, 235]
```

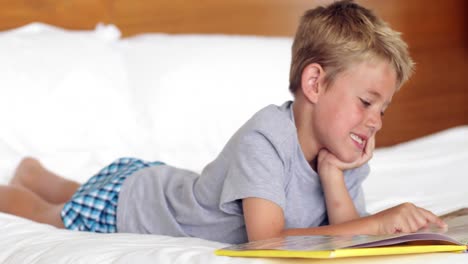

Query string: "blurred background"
[0, 0, 466, 147]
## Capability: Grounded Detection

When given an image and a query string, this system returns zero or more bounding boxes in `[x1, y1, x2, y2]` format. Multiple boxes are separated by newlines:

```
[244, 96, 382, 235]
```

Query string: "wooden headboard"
[1, 0, 466, 147]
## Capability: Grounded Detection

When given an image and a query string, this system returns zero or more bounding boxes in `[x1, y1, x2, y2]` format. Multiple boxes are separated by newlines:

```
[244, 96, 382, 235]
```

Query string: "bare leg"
[0, 185, 64, 228]
[10, 157, 80, 204]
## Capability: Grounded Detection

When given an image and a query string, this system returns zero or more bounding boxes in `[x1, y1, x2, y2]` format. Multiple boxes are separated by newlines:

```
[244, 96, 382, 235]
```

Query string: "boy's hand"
[318, 136, 375, 178]
[370, 203, 447, 234]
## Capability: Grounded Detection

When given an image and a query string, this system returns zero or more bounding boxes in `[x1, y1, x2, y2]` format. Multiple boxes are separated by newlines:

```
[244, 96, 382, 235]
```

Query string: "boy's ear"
[301, 63, 325, 103]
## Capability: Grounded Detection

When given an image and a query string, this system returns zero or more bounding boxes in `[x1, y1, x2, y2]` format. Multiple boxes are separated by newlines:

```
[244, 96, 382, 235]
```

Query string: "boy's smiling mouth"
[350, 133, 366, 149]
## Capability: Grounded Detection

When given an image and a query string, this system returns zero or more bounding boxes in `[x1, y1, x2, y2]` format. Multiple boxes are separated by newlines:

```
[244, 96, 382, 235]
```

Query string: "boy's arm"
[316, 136, 376, 224]
[319, 168, 359, 224]
[243, 197, 446, 242]
[242, 197, 368, 241]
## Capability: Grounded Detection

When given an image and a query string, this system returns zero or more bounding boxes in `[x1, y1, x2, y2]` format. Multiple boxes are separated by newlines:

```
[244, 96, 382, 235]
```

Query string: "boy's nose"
[367, 111, 382, 132]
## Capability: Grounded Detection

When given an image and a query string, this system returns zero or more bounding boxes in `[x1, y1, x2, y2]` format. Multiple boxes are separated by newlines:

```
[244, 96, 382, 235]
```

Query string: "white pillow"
[0, 25, 295, 182]
[117, 34, 293, 172]
[0, 23, 145, 182]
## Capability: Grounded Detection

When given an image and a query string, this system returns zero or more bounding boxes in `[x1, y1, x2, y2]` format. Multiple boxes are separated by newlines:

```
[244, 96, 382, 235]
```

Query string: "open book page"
[219, 214, 468, 253]
[219, 235, 401, 252]
[443, 215, 468, 244]
[351, 214, 468, 248]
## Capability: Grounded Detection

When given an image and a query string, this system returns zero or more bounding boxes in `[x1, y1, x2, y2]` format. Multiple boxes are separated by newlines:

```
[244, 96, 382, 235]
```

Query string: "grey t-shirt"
[116, 101, 369, 244]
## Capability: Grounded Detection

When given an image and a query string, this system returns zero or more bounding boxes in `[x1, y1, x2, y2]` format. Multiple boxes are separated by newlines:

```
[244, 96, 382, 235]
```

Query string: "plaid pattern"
[61, 157, 163, 233]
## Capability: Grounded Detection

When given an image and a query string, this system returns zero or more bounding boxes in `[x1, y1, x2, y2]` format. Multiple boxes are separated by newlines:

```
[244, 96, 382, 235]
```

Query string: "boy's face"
[313, 60, 397, 163]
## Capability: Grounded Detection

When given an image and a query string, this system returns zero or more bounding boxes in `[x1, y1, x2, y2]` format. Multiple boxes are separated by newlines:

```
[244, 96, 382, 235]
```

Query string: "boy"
[0, 0, 446, 244]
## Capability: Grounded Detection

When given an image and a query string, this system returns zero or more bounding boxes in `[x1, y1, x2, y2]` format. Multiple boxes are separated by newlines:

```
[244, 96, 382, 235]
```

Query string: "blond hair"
[289, 0, 414, 94]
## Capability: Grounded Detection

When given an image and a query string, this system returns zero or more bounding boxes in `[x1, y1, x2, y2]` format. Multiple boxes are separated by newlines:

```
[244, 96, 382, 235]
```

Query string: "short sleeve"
[219, 131, 286, 216]
[344, 163, 370, 216]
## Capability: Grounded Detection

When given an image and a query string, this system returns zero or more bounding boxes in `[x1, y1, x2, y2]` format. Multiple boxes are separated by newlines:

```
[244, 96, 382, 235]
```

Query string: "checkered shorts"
[61, 157, 163, 233]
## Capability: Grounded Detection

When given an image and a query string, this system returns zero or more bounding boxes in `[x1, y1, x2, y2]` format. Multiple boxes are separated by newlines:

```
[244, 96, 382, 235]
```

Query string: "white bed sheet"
[366, 126, 468, 216]
[0, 24, 466, 263]
[0, 126, 466, 264]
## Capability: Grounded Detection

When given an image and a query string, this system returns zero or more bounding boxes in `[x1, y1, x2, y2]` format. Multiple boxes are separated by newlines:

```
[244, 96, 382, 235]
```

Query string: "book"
[215, 211, 468, 259]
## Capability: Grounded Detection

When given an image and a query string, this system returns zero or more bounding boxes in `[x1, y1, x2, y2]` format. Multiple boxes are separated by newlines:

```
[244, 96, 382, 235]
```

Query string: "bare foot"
[9, 157, 79, 204]
[10, 157, 42, 187]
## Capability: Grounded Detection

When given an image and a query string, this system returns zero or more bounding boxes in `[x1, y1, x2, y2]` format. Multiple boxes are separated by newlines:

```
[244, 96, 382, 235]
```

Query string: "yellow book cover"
[215, 213, 468, 259]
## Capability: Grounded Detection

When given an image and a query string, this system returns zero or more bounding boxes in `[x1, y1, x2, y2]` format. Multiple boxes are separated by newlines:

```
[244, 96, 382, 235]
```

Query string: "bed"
[0, 0, 467, 263]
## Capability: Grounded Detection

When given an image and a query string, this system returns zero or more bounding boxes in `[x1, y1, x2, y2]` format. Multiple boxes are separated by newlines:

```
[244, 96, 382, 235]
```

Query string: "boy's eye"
[359, 98, 371, 107]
